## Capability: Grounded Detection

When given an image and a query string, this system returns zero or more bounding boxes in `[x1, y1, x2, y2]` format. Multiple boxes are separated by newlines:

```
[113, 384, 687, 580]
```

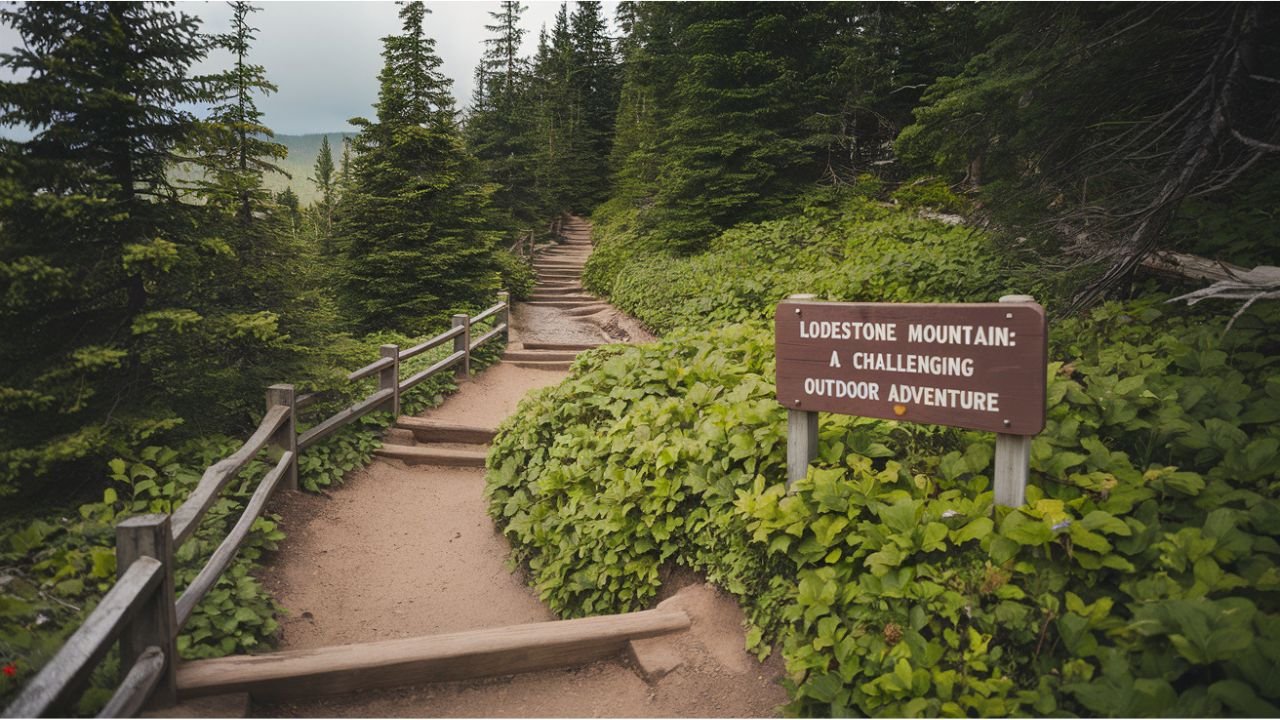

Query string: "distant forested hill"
[173, 132, 353, 206]
[266, 133, 353, 204]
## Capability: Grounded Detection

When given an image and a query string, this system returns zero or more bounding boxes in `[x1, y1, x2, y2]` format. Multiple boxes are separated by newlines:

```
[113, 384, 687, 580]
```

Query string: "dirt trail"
[258, 217, 785, 717]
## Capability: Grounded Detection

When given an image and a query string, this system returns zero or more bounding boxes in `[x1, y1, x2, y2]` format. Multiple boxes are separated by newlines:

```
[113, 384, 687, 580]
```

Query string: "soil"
[255, 218, 782, 716]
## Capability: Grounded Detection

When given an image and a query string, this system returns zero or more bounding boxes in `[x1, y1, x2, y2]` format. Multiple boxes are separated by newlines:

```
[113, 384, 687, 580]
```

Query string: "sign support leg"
[993, 294, 1036, 507]
[993, 433, 1030, 507]
[787, 409, 818, 490]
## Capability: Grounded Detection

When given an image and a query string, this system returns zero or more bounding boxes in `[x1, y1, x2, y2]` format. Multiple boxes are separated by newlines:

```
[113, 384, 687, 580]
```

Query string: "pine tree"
[466, 0, 546, 230]
[193, 0, 288, 221]
[0, 2, 211, 495]
[637, 4, 825, 249]
[609, 1, 673, 206]
[337, 137, 354, 197]
[483, 0, 526, 100]
[310, 134, 337, 244]
[529, 6, 576, 213]
[896, 3, 1280, 306]
[566, 0, 619, 208]
[339, 1, 500, 335]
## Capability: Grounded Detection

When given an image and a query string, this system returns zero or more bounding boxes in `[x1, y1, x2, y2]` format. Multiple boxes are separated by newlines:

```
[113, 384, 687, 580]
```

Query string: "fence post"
[115, 515, 178, 710]
[266, 383, 298, 492]
[453, 313, 470, 380]
[379, 344, 400, 417]
[993, 294, 1036, 507]
[496, 291, 510, 343]
[786, 294, 820, 491]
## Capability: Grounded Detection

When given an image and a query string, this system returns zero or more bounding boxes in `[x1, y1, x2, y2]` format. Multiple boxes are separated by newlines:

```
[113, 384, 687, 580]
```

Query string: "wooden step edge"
[393, 418, 497, 444]
[502, 351, 579, 361]
[175, 609, 691, 702]
[521, 341, 603, 351]
[374, 445, 488, 467]
[564, 305, 611, 317]
[510, 360, 574, 371]
[524, 301, 602, 308]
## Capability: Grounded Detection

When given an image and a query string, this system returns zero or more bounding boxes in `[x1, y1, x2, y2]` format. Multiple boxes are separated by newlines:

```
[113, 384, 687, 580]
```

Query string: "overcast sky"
[0, 1, 620, 136]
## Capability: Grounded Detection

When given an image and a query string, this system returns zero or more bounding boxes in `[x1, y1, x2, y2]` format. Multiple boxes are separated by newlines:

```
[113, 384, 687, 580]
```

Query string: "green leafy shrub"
[889, 176, 967, 214]
[488, 277, 1280, 716]
[0, 435, 285, 711]
[587, 195, 1009, 336]
[494, 249, 536, 300]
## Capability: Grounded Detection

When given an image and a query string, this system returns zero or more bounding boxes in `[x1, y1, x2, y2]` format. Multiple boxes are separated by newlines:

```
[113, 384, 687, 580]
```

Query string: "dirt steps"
[258, 215, 784, 716]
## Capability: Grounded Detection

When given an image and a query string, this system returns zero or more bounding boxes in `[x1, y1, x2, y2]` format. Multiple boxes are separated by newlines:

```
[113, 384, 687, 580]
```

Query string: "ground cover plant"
[0, 324, 506, 712]
[488, 198, 1280, 716]
[584, 189, 1008, 336]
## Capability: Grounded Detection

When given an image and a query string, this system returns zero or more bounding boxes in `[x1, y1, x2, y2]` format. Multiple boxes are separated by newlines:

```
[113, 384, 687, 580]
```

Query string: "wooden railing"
[2, 292, 510, 718]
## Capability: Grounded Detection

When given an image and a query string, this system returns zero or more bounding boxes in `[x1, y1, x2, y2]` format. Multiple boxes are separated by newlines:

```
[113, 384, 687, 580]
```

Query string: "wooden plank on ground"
[393, 418, 497, 444]
[373, 445, 489, 467]
[175, 609, 690, 702]
[521, 342, 603, 351]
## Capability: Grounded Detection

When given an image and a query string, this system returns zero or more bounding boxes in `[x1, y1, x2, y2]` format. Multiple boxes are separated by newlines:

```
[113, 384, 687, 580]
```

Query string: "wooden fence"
[1, 293, 510, 719]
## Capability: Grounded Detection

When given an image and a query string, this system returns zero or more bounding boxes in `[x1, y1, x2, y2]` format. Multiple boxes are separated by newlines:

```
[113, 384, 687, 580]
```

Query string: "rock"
[628, 637, 684, 683]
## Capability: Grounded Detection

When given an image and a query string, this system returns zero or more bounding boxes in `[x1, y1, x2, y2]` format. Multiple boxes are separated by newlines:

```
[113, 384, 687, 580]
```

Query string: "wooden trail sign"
[775, 295, 1047, 506]
[776, 300, 1046, 434]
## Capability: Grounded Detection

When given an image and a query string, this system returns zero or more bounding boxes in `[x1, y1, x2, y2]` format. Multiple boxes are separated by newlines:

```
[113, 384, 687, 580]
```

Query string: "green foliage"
[499, 188, 1280, 716]
[587, 194, 1009, 335]
[488, 298, 1280, 716]
[0, 2, 212, 498]
[338, 2, 503, 336]
[1, 318, 509, 709]
[494, 250, 537, 301]
[0, 436, 284, 710]
[894, 4, 1280, 293]
[890, 177, 966, 214]
[605, 3, 984, 252]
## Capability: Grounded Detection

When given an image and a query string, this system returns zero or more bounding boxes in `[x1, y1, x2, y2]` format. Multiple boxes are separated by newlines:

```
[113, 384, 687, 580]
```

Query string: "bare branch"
[1230, 129, 1280, 153]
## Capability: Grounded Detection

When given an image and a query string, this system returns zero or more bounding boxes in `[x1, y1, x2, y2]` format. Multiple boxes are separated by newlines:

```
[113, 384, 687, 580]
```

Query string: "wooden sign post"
[775, 294, 1046, 507]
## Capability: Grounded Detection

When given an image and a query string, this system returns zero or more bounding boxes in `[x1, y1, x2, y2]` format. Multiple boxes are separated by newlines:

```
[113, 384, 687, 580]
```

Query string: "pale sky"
[0, 1, 620, 136]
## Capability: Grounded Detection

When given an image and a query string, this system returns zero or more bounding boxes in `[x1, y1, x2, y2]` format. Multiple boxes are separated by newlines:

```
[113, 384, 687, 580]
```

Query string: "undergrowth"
[489, 195, 1280, 716]
[0, 321, 507, 712]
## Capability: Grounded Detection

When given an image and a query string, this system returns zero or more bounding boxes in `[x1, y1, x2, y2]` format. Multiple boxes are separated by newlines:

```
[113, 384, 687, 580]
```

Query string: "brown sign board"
[775, 300, 1047, 435]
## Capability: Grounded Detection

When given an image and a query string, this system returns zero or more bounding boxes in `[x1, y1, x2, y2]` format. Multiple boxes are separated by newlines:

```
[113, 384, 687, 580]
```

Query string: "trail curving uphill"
[256, 217, 786, 717]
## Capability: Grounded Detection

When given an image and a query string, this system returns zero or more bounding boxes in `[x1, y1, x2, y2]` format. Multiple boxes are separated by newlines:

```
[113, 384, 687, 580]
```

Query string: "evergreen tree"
[0, 2, 211, 496]
[339, 1, 500, 335]
[309, 134, 337, 245]
[529, 5, 578, 213]
[896, 3, 1280, 306]
[608, 1, 674, 206]
[566, 1, 619, 208]
[637, 3, 827, 249]
[192, 0, 288, 221]
[337, 137, 354, 198]
[466, 0, 546, 230]
[804, 3, 982, 180]
[483, 0, 526, 99]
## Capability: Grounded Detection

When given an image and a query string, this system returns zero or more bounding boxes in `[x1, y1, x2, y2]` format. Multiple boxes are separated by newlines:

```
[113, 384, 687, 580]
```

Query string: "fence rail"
[3, 291, 510, 718]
